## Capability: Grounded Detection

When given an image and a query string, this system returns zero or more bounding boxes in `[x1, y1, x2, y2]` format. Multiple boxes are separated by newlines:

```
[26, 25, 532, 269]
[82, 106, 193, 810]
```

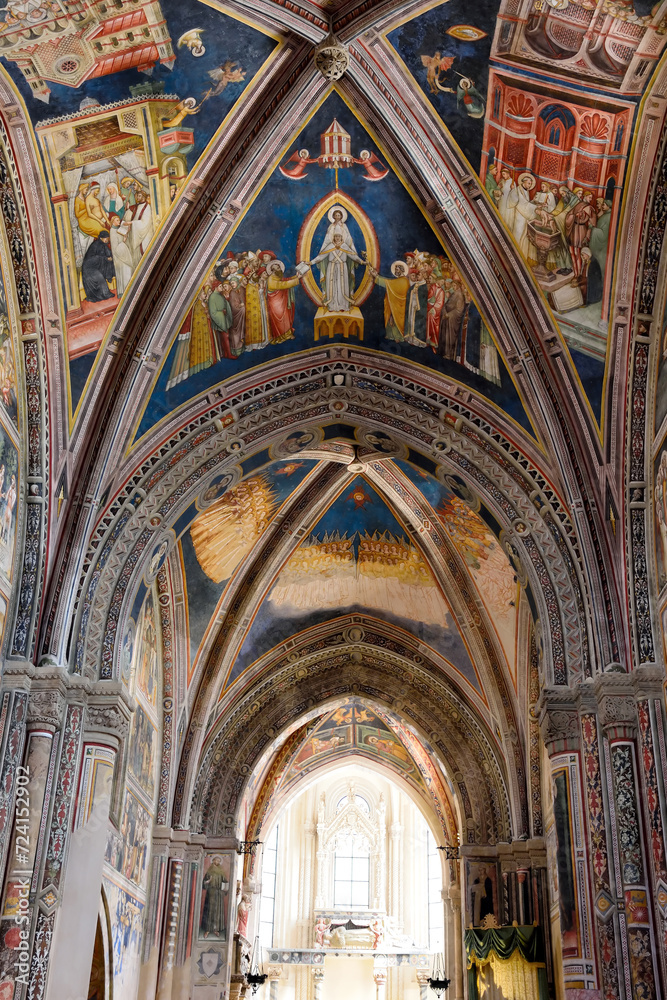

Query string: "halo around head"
[518, 172, 536, 190]
[268, 259, 285, 274]
[391, 260, 407, 277]
[328, 205, 348, 223]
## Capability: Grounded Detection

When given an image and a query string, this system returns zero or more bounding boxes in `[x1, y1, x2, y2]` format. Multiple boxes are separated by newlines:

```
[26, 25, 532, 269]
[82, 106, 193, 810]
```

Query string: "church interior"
[0, 0, 665, 996]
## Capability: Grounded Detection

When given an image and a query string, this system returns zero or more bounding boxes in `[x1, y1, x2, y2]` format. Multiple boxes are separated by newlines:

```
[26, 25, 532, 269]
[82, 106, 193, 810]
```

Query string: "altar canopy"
[465, 926, 549, 1000]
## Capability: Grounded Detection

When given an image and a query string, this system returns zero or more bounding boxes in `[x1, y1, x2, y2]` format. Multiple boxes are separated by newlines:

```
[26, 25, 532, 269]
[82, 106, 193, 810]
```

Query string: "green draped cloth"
[465, 926, 549, 1000]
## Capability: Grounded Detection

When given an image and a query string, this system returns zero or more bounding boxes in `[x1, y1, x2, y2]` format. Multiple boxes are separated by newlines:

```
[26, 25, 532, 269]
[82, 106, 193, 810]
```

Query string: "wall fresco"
[137, 93, 533, 442]
[0, 0, 277, 411]
[199, 852, 232, 942]
[0, 419, 18, 585]
[388, 0, 667, 423]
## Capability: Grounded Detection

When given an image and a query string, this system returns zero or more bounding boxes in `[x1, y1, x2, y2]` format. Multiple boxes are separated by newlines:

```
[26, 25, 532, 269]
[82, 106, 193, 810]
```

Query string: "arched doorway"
[256, 763, 449, 1000]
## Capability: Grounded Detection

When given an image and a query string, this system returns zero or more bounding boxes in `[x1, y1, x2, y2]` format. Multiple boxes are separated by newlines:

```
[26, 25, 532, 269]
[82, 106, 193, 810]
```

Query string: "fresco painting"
[127, 703, 157, 798]
[0, 269, 17, 430]
[552, 768, 579, 956]
[466, 860, 500, 926]
[0, 0, 277, 410]
[655, 297, 667, 433]
[105, 789, 152, 885]
[181, 458, 318, 667]
[0, 420, 18, 583]
[138, 93, 533, 441]
[388, 0, 667, 423]
[229, 474, 481, 692]
[393, 460, 519, 669]
[103, 876, 145, 1000]
[199, 853, 232, 942]
[136, 589, 159, 707]
[0, 920, 25, 998]
[654, 436, 667, 593]
[284, 705, 423, 786]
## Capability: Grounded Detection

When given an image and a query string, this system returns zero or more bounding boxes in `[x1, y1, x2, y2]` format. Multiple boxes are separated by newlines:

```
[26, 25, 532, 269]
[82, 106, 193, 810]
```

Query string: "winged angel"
[191, 475, 278, 583]
[421, 52, 456, 94]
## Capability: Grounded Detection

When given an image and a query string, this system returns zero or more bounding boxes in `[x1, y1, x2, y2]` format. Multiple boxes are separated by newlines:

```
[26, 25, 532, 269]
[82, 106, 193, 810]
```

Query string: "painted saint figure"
[266, 260, 301, 343]
[200, 856, 229, 939]
[370, 260, 409, 341]
[81, 231, 115, 302]
[438, 276, 466, 360]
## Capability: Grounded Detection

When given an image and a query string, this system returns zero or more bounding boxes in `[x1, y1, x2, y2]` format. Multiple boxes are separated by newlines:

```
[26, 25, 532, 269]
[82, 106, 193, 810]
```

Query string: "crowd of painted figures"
[167, 246, 499, 387]
[167, 250, 300, 387]
[485, 168, 611, 304]
[75, 178, 155, 302]
[371, 250, 499, 382]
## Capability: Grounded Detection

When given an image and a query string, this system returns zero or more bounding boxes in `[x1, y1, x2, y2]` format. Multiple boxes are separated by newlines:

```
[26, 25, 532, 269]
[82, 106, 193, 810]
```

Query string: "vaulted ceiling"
[0, 0, 665, 841]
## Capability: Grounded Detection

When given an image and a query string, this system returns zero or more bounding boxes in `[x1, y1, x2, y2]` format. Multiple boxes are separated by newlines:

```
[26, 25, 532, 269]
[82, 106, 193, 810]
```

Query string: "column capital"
[536, 687, 579, 755]
[593, 674, 637, 738]
[85, 691, 133, 751]
[415, 971, 431, 987]
[27, 683, 67, 730]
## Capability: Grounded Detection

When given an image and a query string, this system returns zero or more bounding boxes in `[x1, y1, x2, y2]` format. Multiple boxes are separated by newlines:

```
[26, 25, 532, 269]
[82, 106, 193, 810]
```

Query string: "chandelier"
[428, 953, 451, 996]
[247, 936, 268, 995]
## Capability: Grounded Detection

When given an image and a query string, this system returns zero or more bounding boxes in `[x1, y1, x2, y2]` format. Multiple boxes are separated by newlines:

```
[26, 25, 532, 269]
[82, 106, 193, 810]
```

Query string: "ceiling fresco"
[388, 0, 667, 424]
[393, 460, 521, 677]
[135, 91, 534, 443]
[224, 472, 482, 693]
[241, 701, 459, 849]
[0, 0, 276, 411]
[177, 457, 319, 670]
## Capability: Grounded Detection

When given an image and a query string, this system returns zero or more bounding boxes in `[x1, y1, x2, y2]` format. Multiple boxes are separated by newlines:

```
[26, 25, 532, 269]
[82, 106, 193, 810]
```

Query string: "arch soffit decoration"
[31, 4, 637, 672]
[190, 662, 515, 846]
[243, 727, 461, 855]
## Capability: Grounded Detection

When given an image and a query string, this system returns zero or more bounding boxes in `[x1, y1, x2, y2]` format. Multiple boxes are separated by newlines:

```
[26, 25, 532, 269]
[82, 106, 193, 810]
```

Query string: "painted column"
[46, 692, 130, 1000]
[389, 820, 402, 927]
[267, 964, 283, 1000]
[598, 681, 660, 1000]
[580, 703, 627, 1000]
[634, 670, 667, 991]
[444, 885, 463, 1000]
[299, 820, 315, 948]
[0, 679, 55, 1000]
[172, 847, 203, 1000]
[538, 690, 598, 996]
[415, 970, 429, 1000]
[0, 684, 29, 890]
[29, 694, 86, 1000]
[157, 856, 185, 1000]
[138, 831, 172, 1000]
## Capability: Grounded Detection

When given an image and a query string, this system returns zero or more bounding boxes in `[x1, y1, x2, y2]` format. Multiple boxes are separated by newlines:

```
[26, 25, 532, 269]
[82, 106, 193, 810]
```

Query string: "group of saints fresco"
[166, 224, 472, 386]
